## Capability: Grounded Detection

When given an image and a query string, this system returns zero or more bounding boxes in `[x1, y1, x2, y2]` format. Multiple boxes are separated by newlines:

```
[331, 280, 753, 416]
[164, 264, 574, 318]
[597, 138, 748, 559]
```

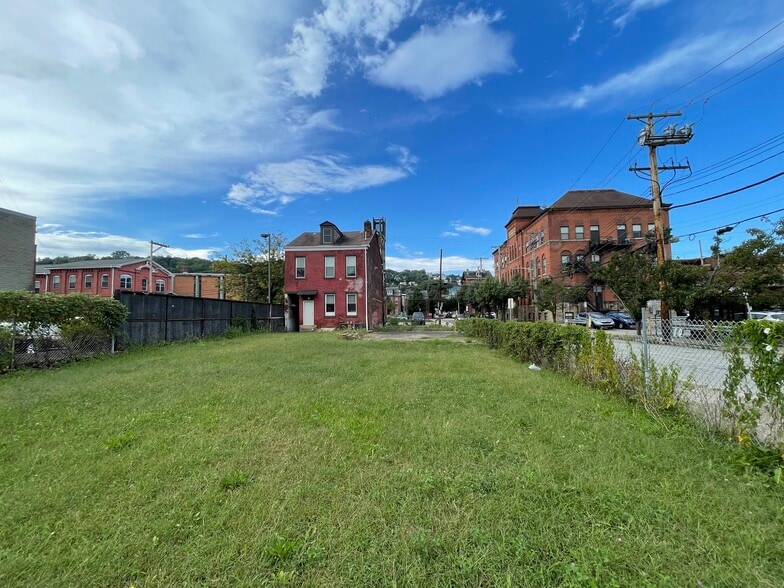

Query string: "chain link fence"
[0, 323, 114, 373]
[611, 313, 781, 445]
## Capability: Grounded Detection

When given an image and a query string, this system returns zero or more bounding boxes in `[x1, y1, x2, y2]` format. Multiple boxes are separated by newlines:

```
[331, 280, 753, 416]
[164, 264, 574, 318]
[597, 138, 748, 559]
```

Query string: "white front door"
[303, 300, 315, 327]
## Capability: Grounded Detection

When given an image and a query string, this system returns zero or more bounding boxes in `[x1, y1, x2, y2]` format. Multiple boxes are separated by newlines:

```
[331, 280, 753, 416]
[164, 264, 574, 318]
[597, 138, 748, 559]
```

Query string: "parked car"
[605, 311, 636, 329]
[749, 311, 784, 322]
[572, 312, 615, 329]
[411, 311, 426, 325]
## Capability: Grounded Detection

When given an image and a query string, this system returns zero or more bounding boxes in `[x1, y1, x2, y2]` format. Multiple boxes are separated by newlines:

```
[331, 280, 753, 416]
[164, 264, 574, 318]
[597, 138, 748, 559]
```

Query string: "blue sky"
[1, 0, 783, 273]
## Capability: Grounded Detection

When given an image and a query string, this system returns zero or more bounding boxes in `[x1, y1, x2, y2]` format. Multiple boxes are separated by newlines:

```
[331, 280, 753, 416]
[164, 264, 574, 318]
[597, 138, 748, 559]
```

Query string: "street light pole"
[260, 233, 272, 305]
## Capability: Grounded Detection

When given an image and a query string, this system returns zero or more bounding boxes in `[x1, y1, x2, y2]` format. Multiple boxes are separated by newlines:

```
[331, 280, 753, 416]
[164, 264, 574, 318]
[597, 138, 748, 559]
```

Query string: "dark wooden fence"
[115, 291, 284, 346]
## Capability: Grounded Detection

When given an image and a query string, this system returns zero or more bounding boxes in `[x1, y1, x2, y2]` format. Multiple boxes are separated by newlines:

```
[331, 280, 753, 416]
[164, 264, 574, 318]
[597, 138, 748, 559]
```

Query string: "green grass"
[1, 332, 783, 586]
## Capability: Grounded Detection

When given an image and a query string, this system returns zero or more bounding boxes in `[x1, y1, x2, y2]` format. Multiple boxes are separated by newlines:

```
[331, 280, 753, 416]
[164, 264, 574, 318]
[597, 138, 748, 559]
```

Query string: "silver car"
[574, 312, 615, 329]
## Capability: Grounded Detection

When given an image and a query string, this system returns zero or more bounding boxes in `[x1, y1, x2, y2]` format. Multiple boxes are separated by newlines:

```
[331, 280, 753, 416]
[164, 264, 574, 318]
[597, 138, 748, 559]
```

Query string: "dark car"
[411, 311, 426, 325]
[605, 311, 636, 329]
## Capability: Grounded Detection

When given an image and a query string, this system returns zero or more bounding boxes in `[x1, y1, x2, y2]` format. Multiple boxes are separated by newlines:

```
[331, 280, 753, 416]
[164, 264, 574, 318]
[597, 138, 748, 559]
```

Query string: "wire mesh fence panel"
[0, 326, 112, 372]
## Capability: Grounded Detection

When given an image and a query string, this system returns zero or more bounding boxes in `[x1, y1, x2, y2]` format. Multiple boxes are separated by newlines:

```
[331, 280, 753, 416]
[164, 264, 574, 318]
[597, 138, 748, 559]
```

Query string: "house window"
[632, 224, 642, 238]
[560, 226, 569, 240]
[617, 224, 627, 242]
[322, 226, 333, 244]
[120, 274, 132, 289]
[53, 275, 61, 290]
[101, 274, 109, 288]
[324, 256, 335, 278]
[295, 257, 305, 278]
[84, 274, 92, 288]
[590, 225, 600, 245]
[68, 275, 76, 289]
[34, 280, 40, 293]
[141, 278, 148, 292]
[156, 279, 165, 292]
[345, 255, 357, 278]
[575, 225, 585, 240]
[325, 293, 336, 316]
[346, 293, 357, 316]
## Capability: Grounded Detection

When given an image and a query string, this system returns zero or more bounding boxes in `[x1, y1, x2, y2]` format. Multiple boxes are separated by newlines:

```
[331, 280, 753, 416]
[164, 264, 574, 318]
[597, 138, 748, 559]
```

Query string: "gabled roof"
[286, 230, 371, 248]
[506, 205, 544, 228]
[35, 257, 173, 275]
[550, 189, 660, 209]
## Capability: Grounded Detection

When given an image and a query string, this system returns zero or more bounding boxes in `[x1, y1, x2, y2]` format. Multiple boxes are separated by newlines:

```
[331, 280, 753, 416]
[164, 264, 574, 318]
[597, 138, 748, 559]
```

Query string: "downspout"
[364, 246, 369, 330]
[111, 267, 116, 295]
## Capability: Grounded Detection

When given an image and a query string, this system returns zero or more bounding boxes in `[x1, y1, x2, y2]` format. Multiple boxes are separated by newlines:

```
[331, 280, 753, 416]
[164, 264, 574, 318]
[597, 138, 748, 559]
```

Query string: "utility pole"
[149, 240, 169, 293]
[438, 249, 443, 325]
[628, 112, 693, 338]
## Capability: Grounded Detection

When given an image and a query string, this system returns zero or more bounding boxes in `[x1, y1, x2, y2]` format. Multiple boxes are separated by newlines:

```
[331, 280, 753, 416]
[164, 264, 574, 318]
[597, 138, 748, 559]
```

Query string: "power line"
[675, 206, 784, 239]
[669, 170, 784, 209]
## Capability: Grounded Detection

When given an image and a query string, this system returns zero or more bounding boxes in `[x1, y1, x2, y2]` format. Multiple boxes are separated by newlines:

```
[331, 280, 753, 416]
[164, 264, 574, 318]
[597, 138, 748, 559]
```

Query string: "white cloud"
[538, 25, 784, 109]
[367, 11, 515, 99]
[451, 222, 492, 236]
[612, 0, 672, 29]
[386, 254, 478, 273]
[182, 232, 219, 239]
[36, 229, 215, 259]
[441, 231, 460, 237]
[277, 0, 422, 97]
[227, 146, 416, 211]
[568, 19, 584, 43]
[0, 1, 304, 222]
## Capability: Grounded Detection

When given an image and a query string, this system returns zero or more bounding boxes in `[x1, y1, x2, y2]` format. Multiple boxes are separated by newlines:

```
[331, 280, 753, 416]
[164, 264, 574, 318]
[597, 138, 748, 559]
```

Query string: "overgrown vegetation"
[1, 333, 782, 585]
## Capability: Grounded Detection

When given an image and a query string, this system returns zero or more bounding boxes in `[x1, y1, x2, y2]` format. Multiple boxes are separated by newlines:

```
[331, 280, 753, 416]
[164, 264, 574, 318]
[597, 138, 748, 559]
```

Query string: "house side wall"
[173, 274, 226, 299]
[0, 208, 36, 291]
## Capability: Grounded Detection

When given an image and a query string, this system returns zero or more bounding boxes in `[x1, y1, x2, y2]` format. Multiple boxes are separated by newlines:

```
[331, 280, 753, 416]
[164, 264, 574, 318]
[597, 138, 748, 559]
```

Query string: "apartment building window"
[324, 255, 335, 278]
[617, 224, 627, 243]
[296, 257, 305, 278]
[575, 225, 584, 240]
[120, 274, 132, 289]
[632, 224, 642, 238]
[345, 255, 357, 278]
[590, 225, 600, 245]
[101, 274, 109, 288]
[648, 223, 655, 234]
[591, 254, 600, 264]
[542, 256, 547, 276]
[53, 275, 61, 290]
[346, 293, 357, 315]
[325, 293, 336, 316]
[560, 226, 569, 240]
[322, 226, 333, 244]
[68, 275, 76, 289]
[156, 279, 165, 292]
[141, 278, 148, 292]
[561, 253, 571, 265]
[84, 274, 92, 288]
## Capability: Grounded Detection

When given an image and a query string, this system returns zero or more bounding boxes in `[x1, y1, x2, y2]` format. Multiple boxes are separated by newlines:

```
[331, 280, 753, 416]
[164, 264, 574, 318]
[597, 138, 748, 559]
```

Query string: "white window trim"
[345, 255, 357, 278]
[84, 274, 93, 288]
[325, 293, 336, 316]
[156, 279, 165, 292]
[295, 256, 306, 279]
[324, 255, 335, 279]
[120, 274, 132, 289]
[346, 293, 358, 316]
[68, 275, 77, 289]
[101, 274, 109, 288]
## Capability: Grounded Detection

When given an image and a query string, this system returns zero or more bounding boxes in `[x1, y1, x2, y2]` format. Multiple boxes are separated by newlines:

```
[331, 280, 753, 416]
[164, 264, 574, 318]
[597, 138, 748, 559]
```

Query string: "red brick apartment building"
[35, 258, 173, 296]
[284, 219, 386, 330]
[493, 189, 670, 320]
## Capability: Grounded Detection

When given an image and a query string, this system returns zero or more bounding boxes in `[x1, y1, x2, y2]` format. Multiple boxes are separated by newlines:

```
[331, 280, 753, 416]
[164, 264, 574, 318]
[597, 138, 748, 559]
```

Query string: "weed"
[103, 431, 136, 451]
[220, 470, 250, 490]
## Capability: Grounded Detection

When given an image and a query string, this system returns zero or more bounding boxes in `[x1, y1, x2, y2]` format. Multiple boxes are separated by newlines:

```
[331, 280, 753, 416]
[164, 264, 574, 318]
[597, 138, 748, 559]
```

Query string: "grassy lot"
[1, 332, 783, 587]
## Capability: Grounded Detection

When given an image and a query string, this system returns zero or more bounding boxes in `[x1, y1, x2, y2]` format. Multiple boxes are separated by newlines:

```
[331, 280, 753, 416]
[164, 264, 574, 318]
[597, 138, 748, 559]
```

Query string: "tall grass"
[0, 332, 782, 586]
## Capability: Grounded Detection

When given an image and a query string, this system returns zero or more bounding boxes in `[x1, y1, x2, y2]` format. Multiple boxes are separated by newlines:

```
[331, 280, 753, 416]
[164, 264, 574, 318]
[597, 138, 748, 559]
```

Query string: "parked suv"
[605, 311, 636, 329]
[411, 311, 426, 325]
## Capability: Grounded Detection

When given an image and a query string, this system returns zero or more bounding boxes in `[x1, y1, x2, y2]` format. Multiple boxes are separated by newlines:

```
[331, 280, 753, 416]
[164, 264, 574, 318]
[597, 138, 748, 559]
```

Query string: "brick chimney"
[364, 219, 372, 238]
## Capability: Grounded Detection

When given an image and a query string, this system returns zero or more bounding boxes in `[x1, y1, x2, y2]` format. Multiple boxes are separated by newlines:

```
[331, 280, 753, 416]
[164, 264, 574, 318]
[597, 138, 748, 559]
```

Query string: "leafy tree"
[592, 251, 658, 321]
[407, 285, 426, 312]
[534, 278, 565, 320]
[106, 250, 133, 259]
[209, 234, 285, 303]
[36, 255, 97, 265]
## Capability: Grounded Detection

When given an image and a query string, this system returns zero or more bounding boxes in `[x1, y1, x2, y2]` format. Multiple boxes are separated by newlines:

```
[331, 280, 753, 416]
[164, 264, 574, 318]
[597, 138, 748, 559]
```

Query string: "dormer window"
[322, 226, 334, 244]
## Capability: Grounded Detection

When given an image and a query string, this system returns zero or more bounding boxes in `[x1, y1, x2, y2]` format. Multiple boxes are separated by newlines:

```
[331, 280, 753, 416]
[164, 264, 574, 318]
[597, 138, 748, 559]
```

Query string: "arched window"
[120, 274, 132, 289]
[542, 256, 547, 276]
[141, 278, 148, 292]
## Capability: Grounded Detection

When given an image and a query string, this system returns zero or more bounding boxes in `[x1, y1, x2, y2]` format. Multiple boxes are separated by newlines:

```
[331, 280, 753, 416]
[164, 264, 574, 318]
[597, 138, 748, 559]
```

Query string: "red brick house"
[493, 189, 670, 320]
[284, 219, 386, 330]
[35, 258, 173, 297]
